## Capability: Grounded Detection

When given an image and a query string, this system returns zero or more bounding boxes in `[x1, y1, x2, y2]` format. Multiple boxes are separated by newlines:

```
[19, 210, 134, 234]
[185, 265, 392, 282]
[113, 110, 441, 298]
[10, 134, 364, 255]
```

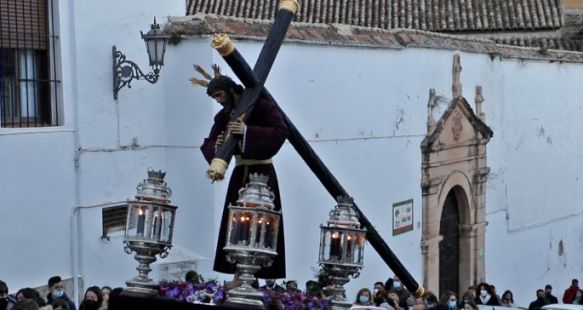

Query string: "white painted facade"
[1, 0, 583, 307]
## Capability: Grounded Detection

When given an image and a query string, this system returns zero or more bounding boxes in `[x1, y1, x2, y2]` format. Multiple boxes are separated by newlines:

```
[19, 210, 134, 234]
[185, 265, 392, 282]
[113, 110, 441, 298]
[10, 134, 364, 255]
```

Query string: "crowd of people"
[2, 273, 582, 310]
[0, 276, 112, 310]
[350, 276, 583, 310]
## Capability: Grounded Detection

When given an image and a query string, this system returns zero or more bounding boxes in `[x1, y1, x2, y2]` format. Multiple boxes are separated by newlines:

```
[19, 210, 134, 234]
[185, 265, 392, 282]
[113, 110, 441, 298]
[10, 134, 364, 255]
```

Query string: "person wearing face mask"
[352, 288, 376, 308]
[389, 276, 411, 310]
[46, 277, 75, 310]
[474, 283, 500, 306]
[439, 291, 458, 310]
[78, 287, 103, 310]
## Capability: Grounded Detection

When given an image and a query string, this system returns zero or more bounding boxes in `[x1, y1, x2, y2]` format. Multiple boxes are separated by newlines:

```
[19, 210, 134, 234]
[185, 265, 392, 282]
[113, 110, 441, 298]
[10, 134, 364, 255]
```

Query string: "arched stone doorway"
[420, 54, 493, 296]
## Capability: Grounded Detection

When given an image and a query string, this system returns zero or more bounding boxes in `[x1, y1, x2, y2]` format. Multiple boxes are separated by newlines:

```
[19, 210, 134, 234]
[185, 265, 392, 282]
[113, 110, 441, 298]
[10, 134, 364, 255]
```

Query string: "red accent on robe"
[201, 98, 288, 279]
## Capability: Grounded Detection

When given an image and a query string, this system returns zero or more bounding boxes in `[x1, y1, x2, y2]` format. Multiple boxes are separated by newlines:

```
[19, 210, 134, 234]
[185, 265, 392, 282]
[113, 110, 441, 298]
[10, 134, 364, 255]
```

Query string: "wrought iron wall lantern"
[112, 18, 170, 99]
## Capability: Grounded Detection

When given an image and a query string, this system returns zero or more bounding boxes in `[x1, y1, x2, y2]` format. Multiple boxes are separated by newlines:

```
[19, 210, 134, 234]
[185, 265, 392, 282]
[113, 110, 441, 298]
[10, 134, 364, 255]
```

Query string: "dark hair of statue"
[206, 76, 243, 97]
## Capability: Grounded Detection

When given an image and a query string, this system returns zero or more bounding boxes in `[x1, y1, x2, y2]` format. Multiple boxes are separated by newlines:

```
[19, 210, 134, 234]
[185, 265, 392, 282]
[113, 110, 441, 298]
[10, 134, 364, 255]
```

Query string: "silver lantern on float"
[123, 170, 177, 297]
[318, 196, 366, 309]
[223, 173, 281, 307]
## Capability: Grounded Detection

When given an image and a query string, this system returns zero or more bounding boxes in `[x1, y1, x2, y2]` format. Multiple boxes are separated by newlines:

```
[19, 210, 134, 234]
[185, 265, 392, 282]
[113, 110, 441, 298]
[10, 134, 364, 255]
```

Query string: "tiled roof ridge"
[187, 0, 564, 32]
[166, 14, 583, 63]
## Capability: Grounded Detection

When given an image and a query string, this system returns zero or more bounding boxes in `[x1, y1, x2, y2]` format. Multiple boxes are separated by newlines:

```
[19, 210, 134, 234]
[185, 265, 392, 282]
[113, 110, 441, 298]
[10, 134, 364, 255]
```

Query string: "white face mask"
[480, 290, 488, 298]
[359, 295, 369, 304]
[393, 281, 402, 289]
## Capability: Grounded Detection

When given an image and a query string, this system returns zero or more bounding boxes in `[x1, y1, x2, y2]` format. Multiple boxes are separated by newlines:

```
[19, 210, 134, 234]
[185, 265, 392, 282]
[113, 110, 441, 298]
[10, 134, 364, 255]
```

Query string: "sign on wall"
[393, 199, 414, 236]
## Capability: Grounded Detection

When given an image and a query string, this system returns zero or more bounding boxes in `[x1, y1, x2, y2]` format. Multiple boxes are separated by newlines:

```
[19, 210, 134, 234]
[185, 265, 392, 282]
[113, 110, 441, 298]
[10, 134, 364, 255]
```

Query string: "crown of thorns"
[189, 64, 222, 88]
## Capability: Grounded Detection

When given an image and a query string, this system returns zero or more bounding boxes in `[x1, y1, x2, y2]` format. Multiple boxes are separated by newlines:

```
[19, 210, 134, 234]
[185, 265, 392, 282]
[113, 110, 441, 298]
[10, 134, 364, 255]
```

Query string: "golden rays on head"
[189, 64, 222, 88]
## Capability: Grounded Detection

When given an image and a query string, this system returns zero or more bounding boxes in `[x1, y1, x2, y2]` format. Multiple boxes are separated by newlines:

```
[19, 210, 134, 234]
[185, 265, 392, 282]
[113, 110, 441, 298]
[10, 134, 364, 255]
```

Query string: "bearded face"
[211, 88, 236, 110]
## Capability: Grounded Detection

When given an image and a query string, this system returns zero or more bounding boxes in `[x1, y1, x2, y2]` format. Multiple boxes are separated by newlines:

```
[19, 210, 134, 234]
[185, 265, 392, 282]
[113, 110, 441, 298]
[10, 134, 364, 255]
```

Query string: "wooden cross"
[207, 0, 423, 297]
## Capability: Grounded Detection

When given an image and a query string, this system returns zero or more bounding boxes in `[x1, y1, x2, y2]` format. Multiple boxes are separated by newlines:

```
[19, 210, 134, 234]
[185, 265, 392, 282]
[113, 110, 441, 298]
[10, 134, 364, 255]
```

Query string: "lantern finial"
[249, 172, 269, 184]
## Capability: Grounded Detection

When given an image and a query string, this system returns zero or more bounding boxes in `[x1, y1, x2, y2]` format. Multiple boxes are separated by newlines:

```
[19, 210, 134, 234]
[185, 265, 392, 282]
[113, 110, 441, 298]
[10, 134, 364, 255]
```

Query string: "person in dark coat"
[544, 284, 558, 305]
[46, 276, 76, 310]
[474, 283, 500, 306]
[198, 70, 288, 279]
[528, 289, 548, 310]
[0, 280, 16, 310]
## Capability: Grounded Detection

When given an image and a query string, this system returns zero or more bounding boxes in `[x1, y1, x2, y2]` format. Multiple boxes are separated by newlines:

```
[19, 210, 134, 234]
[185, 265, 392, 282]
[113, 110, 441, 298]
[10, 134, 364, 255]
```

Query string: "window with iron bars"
[0, 0, 61, 128]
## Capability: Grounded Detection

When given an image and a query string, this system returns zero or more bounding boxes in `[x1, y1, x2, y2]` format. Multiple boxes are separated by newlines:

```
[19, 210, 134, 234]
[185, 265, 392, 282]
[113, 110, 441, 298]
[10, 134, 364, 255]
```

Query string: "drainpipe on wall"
[66, 0, 81, 302]
[71, 208, 81, 307]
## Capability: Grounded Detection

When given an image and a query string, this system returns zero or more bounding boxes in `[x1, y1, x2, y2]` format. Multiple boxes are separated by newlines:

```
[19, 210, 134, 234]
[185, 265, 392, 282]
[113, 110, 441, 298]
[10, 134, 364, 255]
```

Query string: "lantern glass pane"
[345, 232, 356, 263]
[356, 234, 366, 264]
[264, 215, 277, 250]
[160, 210, 173, 242]
[149, 209, 162, 241]
[228, 211, 252, 246]
[321, 230, 331, 261]
[128, 204, 149, 239]
[253, 214, 265, 248]
[154, 39, 166, 64]
[329, 230, 343, 262]
[126, 204, 137, 238]
[145, 40, 156, 66]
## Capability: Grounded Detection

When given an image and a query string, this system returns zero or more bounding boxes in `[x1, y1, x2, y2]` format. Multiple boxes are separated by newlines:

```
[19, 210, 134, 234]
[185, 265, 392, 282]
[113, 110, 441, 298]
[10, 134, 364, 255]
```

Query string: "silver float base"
[331, 300, 352, 309]
[122, 277, 159, 298]
[225, 286, 265, 309]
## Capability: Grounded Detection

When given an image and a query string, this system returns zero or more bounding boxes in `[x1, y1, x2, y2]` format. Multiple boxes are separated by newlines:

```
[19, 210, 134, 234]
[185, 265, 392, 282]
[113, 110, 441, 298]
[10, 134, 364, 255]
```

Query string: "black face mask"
[82, 299, 99, 310]
[0, 298, 8, 310]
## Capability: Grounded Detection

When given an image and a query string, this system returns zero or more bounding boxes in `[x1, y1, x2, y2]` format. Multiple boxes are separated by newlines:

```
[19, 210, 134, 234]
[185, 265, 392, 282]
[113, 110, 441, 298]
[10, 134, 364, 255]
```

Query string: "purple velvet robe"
[201, 98, 288, 279]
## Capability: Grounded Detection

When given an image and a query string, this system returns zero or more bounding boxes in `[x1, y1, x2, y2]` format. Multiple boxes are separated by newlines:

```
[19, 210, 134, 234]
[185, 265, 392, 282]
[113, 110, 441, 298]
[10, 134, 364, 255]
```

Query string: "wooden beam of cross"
[206, 0, 300, 181]
[210, 34, 425, 297]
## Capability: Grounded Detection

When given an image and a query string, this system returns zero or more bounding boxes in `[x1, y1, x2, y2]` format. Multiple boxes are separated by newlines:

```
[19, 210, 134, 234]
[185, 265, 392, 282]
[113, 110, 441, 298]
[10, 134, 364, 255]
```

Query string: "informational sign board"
[393, 199, 414, 236]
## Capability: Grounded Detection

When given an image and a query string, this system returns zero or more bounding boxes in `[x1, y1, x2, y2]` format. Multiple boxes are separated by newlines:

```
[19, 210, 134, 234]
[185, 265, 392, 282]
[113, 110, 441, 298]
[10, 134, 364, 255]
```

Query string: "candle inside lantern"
[330, 232, 341, 259]
[238, 215, 250, 245]
[346, 233, 354, 261]
[137, 207, 145, 236]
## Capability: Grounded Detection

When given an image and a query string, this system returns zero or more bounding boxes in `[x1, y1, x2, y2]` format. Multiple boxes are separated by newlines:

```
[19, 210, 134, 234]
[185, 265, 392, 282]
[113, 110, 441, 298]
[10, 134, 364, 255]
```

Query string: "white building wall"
[168, 40, 583, 305]
[2, 2, 583, 307]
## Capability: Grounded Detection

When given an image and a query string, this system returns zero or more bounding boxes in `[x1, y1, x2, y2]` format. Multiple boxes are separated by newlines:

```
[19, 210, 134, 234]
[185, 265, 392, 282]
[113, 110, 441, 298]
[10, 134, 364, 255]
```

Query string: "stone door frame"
[420, 55, 492, 296]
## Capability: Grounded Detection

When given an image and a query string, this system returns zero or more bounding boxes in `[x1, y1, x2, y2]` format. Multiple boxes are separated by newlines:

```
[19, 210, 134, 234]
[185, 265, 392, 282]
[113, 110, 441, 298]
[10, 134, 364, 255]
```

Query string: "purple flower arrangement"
[261, 289, 332, 310]
[158, 281, 332, 309]
[158, 280, 226, 305]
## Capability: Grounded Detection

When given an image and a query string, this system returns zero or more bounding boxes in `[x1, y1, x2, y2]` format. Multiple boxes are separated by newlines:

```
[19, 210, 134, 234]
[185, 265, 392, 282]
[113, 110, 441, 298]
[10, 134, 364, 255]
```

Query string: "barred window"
[0, 0, 60, 128]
